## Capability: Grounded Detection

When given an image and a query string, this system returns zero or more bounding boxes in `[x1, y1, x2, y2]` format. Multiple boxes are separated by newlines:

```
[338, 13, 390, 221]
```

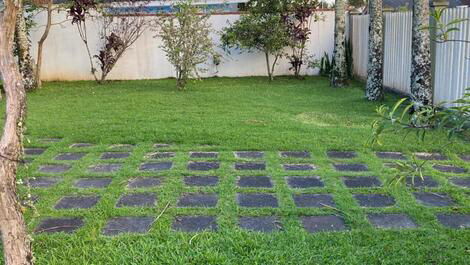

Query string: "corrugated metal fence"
[350, 7, 470, 105]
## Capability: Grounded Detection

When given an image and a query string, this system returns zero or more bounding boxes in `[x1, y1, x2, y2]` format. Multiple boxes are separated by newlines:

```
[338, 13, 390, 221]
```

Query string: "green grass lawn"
[3, 76, 470, 264]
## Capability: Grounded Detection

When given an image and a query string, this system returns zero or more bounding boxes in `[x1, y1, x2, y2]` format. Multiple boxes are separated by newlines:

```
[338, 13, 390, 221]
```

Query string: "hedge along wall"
[29, 10, 336, 81]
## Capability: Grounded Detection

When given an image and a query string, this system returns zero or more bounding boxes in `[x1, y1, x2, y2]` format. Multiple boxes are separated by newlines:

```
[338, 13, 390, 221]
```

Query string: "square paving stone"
[414, 152, 448, 160]
[39, 164, 71, 174]
[55, 152, 86, 161]
[280, 151, 311, 159]
[237, 193, 278, 208]
[25, 148, 46, 156]
[235, 151, 264, 159]
[334, 163, 368, 172]
[102, 216, 154, 236]
[88, 163, 122, 173]
[177, 193, 218, 207]
[459, 154, 470, 162]
[450, 177, 470, 188]
[55, 195, 100, 209]
[283, 164, 316, 171]
[140, 162, 173, 171]
[406, 176, 439, 188]
[109, 144, 135, 150]
[327, 151, 357, 159]
[293, 194, 335, 208]
[301, 216, 347, 233]
[184, 176, 219, 187]
[376, 152, 407, 160]
[35, 217, 84, 234]
[188, 161, 220, 171]
[368, 214, 418, 229]
[116, 193, 157, 208]
[25, 177, 60, 188]
[353, 194, 396, 207]
[190, 152, 218, 158]
[436, 214, 470, 229]
[70, 143, 94, 148]
[238, 176, 273, 188]
[128, 177, 162, 188]
[146, 152, 176, 159]
[74, 178, 112, 189]
[342, 176, 382, 188]
[287, 176, 324, 188]
[154, 143, 171, 149]
[239, 216, 281, 232]
[433, 164, 467, 173]
[235, 162, 266, 171]
[413, 192, 455, 207]
[39, 138, 62, 143]
[101, 152, 130, 160]
[172, 216, 217, 232]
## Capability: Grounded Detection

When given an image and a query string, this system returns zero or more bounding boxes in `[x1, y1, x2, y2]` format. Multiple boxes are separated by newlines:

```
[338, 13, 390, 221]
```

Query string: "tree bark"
[331, 0, 348, 87]
[15, 1, 35, 91]
[365, 0, 384, 101]
[264, 52, 273, 81]
[35, 0, 53, 89]
[410, 0, 432, 107]
[0, 0, 34, 264]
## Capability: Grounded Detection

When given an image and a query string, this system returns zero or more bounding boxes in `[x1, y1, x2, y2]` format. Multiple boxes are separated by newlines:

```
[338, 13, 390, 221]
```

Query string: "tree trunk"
[264, 52, 273, 81]
[0, 0, 34, 264]
[15, 1, 35, 91]
[410, 0, 432, 107]
[331, 0, 348, 87]
[365, 0, 384, 101]
[35, 0, 53, 89]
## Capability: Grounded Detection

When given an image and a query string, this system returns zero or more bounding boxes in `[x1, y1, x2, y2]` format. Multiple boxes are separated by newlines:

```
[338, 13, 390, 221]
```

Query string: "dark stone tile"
[237, 193, 278, 208]
[25, 148, 46, 156]
[188, 161, 220, 171]
[334, 163, 368, 172]
[101, 152, 130, 160]
[433, 164, 467, 174]
[154, 143, 171, 149]
[376, 152, 407, 160]
[280, 151, 311, 159]
[238, 176, 272, 188]
[287, 176, 324, 188]
[293, 194, 335, 208]
[140, 162, 173, 171]
[74, 178, 112, 189]
[301, 216, 347, 233]
[459, 154, 470, 162]
[35, 217, 84, 234]
[406, 176, 439, 188]
[146, 152, 176, 159]
[88, 163, 122, 173]
[177, 193, 218, 207]
[172, 216, 217, 232]
[235, 162, 266, 171]
[25, 177, 60, 188]
[327, 151, 357, 159]
[414, 152, 448, 160]
[39, 138, 62, 143]
[239, 216, 281, 232]
[109, 144, 135, 150]
[55, 195, 100, 209]
[342, 176, 382, 188]
[20, 158, 33, 166]
[128, 177, 162, 188]
[368, 214, 418, 229]
[413, 192, 455, 207]
[116, 193, 156, 208]
[38, 164, 71, 173]
[184, 176, 219, 187]
[102, 216, 154, 236]
[70, 143, 94, 148]
[190, 152, 218, 159]
[353, 194, 395, 207]
[55, 152, 86, 161]
[283, 164, 316, 171]
[450, 177, 470, 188]
[235, 151, 264, 159]
[436, 214, 470, 229]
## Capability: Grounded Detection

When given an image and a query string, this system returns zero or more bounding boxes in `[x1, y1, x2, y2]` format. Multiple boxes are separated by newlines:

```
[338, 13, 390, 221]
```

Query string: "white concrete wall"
[30, 11, 335, 81]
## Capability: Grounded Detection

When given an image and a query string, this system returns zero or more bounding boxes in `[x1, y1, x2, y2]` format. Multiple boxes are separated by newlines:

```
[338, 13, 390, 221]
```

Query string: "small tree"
[331, 0, 348, 87]
[15, 0, 36, 90]
[365, 0, 384, 101]
[155, 0, 216, 90]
